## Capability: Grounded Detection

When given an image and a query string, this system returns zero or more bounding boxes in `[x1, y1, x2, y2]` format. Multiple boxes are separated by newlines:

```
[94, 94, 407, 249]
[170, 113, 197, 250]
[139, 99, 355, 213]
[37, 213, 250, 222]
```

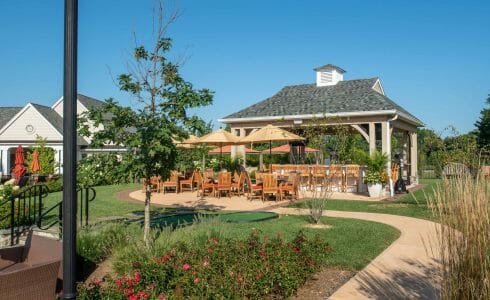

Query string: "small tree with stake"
[78, 1, 213, 245]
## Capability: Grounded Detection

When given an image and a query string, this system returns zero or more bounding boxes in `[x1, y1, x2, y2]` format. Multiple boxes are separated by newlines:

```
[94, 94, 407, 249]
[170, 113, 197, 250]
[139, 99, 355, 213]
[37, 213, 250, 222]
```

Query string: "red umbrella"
[12, 145, 26, 184]
[30, 150, 41, 174]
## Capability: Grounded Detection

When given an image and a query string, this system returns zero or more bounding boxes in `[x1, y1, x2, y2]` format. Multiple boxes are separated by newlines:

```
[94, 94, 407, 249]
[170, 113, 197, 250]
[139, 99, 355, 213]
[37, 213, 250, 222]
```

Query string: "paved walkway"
[271, 208, 442, 300]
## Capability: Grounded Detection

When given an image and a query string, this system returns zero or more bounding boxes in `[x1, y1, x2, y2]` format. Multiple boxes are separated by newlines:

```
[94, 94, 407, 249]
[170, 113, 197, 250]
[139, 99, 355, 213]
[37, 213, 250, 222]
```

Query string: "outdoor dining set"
[144, 163, 366, 202]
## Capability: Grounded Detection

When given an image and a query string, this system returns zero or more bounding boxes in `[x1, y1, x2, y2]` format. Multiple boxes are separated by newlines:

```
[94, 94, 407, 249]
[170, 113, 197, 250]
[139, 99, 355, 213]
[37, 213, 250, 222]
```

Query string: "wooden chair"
[179, 170, 196, 192]
[270, 164, 281, 173]
[216, 171, 232, 198]
[297, 164, 311, 190]
[161, 171, 179, 194]
[142, 176, 160, 193]
[262, 173, 279, 201]
[344, 164, 360, 192]
[278, 172, 299, 201]
[311, 165, 327, 190]
[231, 171, 245, 197]
[244, 171, 263, 201]
[329, 165, 343, 192]
[197, 171, 216, 198]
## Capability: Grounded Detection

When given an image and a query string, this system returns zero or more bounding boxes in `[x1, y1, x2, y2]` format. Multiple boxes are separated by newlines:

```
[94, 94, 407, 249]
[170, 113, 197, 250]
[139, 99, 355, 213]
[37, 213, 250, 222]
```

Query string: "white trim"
[219, 110, 423, 127]
[50, 96, 64, 110]
[0, 104, 31, 135]
[372, 78, 385, 95]
[0, 103, 64, 138]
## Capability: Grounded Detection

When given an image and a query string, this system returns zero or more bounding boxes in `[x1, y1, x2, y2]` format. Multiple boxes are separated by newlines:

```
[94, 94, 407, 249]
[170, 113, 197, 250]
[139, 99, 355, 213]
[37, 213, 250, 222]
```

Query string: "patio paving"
[127, 190, 385, 211]
[272, 208, 442, 300]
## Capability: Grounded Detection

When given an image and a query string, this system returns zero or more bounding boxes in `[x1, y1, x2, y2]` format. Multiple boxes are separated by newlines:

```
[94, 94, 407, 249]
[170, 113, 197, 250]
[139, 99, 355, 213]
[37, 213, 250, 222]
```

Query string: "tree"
[78, 1, 213, 244]
[475, 94, 490, 148]
[26, 135, 57, 175]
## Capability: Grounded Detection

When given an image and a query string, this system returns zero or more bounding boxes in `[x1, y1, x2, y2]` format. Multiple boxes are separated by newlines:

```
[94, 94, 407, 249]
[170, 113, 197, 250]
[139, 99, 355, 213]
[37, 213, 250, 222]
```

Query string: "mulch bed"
[291, 267, 356, 299]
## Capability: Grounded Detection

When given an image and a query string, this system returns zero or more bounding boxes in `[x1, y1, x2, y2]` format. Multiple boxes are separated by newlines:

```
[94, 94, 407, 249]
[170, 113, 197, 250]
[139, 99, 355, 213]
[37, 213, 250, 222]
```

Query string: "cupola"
[314, 64, 346, 86]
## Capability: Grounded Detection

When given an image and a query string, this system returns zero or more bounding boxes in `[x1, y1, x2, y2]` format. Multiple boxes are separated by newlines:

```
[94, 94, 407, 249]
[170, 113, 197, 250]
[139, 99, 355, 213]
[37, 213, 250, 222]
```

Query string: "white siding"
[0, 106, 62, 141]
[52, 100, 88, 117]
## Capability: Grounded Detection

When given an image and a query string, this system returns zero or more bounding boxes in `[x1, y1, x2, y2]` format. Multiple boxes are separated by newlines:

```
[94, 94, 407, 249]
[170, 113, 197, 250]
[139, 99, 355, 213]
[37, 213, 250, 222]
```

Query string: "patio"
[128, 189, 386, 211]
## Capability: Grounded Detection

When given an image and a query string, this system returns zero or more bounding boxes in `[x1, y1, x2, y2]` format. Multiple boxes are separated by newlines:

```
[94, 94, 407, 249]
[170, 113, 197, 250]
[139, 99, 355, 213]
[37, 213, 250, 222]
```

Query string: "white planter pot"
[367, 183, 383, 198]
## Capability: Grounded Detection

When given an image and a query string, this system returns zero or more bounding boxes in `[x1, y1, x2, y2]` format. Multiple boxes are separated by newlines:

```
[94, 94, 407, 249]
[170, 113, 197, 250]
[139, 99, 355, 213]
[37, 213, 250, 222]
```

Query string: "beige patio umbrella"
[192, 129, 240, 168]
[238, 124, 304, 165]
[173, 134, 199, 149]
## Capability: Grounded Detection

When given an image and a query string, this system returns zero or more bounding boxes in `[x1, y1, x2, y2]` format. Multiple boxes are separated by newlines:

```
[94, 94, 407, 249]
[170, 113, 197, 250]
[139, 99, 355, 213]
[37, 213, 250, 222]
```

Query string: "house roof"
[31, 103, 64, 134]
[77, 94, 105, 109]
[313, 64, 346, 73]
[222, 78, 423, 125]
[0, 107, 22, 129]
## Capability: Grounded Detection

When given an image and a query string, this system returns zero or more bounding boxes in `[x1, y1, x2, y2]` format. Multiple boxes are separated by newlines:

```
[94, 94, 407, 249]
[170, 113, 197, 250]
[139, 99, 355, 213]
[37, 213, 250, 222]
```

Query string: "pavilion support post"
[410, 131, 418, 185]
[381, 121, 393, 196]
[368, 123, 376, 155]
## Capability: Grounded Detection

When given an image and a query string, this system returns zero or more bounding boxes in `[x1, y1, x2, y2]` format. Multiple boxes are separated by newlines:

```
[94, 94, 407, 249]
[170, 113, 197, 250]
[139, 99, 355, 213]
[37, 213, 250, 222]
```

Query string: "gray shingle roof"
[31, 103, 64, 133]
[78, 94, 105, 109]
[0, 107, 22, 129]
[222, 78, 422, 125]
[314, 64, 346, 73]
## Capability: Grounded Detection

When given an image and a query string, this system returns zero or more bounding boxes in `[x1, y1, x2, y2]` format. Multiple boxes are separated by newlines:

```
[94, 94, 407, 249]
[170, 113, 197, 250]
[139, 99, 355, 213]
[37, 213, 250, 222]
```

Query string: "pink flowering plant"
[78, 230, 331, 299]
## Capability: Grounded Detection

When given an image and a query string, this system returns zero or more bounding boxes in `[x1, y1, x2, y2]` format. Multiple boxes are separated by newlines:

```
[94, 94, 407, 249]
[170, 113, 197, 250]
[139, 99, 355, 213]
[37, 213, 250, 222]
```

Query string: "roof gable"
[0, 103, 63, 140]
[0, 107, 22, 129]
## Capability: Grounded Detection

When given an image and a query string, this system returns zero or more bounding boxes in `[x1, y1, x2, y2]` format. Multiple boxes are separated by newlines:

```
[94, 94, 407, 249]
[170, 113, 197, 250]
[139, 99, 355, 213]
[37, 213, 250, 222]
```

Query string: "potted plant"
[363, 151, 389, 197]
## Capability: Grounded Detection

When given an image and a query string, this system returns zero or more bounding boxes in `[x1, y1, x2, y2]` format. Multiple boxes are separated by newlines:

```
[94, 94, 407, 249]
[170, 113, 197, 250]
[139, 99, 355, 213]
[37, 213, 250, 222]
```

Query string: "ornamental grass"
[428, 175, 490, 299]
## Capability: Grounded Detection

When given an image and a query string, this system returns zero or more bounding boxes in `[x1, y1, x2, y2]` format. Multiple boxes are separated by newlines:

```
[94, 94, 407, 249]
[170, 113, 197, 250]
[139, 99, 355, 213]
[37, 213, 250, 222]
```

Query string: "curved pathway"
[270, 208, 442, 299]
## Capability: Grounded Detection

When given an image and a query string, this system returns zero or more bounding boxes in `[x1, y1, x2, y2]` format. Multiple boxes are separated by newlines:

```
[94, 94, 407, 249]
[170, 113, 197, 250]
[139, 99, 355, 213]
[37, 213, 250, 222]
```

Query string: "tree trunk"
[144, 178, 152, 246]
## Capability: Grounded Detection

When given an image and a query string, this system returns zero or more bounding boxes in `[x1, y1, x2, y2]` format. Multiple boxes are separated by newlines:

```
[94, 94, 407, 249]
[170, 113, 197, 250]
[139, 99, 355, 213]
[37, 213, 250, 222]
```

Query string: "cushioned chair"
[0, 233, 62, 300]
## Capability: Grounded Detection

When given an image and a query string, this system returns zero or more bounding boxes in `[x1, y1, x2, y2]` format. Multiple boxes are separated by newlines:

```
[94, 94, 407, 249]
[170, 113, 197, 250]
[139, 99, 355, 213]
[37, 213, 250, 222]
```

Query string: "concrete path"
[271, 208, 442, 300]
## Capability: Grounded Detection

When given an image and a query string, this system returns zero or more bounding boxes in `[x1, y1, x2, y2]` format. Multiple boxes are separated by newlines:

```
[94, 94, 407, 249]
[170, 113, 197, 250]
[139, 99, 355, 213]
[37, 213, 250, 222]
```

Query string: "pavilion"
[218, 64, 423, 187]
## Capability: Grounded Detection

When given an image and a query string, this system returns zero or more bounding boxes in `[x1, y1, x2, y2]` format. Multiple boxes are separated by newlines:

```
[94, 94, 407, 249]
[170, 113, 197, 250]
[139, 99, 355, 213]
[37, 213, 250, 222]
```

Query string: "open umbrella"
[12, 145, 27, 184]
[238, 124, 304, 166]
[208, 145, 259, 155]
[173, 135, 199, 149]
[192, 129, 240, 169]
[261, 144, 319, 154]
[30, 150, 41, 173]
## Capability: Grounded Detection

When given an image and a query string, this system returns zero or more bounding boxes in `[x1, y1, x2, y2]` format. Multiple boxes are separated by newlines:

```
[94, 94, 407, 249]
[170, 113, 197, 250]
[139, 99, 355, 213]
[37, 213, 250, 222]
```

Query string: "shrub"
[78, 230, 331, 299]
[428, 175, 490, 299]
[77, 222, 141, 263]
[77, 154, 131, 187]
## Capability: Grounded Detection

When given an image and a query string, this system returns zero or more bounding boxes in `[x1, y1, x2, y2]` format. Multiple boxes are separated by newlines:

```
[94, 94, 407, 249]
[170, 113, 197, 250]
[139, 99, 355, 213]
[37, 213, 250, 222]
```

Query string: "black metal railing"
[0, 185, 96, 246]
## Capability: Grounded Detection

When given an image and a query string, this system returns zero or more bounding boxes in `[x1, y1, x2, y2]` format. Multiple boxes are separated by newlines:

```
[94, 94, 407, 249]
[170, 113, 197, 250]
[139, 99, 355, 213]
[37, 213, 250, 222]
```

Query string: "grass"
[289, 179, 439, 220]
[41, 183, 155, 224]
[428, 176, 490, 299]
[91, 214, 400, 273]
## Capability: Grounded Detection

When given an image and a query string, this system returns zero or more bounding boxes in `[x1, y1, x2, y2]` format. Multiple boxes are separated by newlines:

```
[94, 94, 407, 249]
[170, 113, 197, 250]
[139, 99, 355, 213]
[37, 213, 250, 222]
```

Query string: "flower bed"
[78, 230, 331, 299]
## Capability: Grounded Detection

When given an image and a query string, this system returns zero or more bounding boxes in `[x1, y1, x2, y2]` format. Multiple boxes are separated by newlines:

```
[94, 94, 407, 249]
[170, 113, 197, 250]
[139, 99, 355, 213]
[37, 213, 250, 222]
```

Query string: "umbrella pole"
[269, 140, 272, 171]
[220, 143, 223, 170]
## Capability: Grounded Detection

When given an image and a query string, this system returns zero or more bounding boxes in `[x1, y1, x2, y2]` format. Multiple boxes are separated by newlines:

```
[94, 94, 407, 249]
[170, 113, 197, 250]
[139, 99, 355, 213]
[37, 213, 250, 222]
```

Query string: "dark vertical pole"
[61, 0, 78, 298]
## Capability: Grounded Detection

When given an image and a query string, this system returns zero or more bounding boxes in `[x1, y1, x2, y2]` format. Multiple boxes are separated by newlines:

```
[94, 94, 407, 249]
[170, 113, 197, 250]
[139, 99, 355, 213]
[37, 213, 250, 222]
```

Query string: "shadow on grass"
[354, 258, 441, 299]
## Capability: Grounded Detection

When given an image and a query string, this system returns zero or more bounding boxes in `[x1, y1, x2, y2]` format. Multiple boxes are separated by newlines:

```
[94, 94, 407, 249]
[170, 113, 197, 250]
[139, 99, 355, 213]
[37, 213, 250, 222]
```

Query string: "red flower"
[182, 263, 191, 271]
[133, 272, 141, 282]
[194, 277, 200, 284]
[147, 283, 155, 290]
[209, 237, 219, 244]
[128, 295, 138, 300]
[202, 258, 209, 267]
[159, 294, 167, 300]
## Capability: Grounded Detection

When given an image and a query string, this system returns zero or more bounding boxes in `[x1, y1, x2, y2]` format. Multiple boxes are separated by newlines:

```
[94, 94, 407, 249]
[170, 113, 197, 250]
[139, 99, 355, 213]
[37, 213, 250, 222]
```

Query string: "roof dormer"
[314, 64, 346, 87]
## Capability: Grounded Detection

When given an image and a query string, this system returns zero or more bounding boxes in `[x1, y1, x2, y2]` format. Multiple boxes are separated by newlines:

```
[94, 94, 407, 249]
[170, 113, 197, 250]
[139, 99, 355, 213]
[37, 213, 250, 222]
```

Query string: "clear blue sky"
[1, 0, 489, 134]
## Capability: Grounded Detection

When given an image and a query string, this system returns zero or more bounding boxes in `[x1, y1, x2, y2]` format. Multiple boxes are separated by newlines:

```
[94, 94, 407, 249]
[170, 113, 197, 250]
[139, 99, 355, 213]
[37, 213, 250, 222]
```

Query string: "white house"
[0, 94, 112, 175]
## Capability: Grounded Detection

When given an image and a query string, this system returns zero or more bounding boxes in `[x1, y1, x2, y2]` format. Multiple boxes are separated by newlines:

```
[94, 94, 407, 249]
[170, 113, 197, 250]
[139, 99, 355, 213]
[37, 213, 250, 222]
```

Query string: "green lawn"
[289, 179, 439, 220]
[41, 183, 153, 224]
[94, 214, 400, 273]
